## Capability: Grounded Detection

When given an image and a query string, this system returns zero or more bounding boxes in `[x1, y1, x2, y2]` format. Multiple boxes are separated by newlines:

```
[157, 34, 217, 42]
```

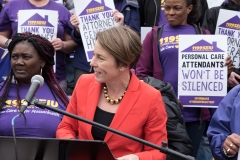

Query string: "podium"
[0, 136, 115, 160]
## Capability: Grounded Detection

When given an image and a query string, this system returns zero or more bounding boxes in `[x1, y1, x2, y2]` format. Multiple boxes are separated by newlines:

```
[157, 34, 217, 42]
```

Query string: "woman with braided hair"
[0, 32, 69, 138]
[0, 0, 77, 92]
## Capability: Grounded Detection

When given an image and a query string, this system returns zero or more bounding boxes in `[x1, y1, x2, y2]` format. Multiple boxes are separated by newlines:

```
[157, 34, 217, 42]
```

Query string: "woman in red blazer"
[56, 26, 167, 160]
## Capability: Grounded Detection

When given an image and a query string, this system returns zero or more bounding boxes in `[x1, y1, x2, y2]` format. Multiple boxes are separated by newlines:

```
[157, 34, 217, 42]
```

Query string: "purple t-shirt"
[159, 24, 201, 122]
[0, 0, 73, 82]
[159, 24, 195, 96]
[158, 0, 167, 26]
[0, 82, 67, 138]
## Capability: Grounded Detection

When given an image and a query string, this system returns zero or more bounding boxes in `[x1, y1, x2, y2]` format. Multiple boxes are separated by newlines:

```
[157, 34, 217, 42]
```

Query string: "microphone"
[20, 75, 44, 113]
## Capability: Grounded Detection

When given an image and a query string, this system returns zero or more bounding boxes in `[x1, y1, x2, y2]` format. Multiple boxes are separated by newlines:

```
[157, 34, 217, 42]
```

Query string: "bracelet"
[223, 148, 236, 158]
[5, 39, 11, 48]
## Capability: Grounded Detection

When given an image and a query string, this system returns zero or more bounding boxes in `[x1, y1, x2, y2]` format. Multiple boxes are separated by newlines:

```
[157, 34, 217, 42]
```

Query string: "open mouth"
[94, 71, 101, 76]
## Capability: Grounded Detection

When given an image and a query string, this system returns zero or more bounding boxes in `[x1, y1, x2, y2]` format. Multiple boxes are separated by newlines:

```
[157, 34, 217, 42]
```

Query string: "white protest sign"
[215, 9, 240, 68]
[141, 27, 151, 43]
[207, 0, 224, 8]
[73, 0, 117, 62]
[18, 10, 58, 41]
[17, 10, 58, 71]
[178, 35, 227, 108]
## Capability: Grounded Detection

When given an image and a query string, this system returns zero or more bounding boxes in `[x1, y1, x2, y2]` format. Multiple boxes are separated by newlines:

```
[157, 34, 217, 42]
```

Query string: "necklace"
[103, 86, 126, 105]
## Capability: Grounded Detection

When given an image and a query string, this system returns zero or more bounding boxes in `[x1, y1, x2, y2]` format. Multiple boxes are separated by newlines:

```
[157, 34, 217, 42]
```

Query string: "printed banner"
[17, 10, 58, 71]
[178, 35, 227, 108]
[73, 0, 116, 62]
[215, 9, 240, 68]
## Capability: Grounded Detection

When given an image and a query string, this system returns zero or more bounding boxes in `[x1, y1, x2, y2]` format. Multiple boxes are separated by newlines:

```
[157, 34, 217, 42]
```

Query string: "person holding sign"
[202, 0, 240, 90]
[0, 0, 77, 92]
[56, 26, 168, 160]
[0, 32, 69, 137]
[202, 0, 240, 34]
[135, 0, 233, 158]
[70, 0, 140, 86]
[207, 85, 240, 160]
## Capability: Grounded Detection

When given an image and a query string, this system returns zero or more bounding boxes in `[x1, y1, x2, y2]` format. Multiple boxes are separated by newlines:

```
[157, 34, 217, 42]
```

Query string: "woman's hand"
[223, 133, 240, 156]
[50, 38, 64, 51]
[113, 9, 124, 25]
[117, 154, 139, 160]
[224, 55, 234, 76]
[70, 12, 80, 34]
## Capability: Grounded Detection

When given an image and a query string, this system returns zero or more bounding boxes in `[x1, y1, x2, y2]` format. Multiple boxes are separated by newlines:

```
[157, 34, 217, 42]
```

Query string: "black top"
[91, 107, 115, 141]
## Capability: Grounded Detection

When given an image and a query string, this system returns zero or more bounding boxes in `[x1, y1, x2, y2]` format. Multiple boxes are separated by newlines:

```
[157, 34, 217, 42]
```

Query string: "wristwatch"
[5, 39, 11, 48]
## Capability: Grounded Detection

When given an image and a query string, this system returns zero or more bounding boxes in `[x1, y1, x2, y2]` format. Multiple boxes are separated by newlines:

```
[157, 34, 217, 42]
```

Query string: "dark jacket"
[137, 0, 159, 26]
[202, 0, 240, 34]
[71, 0, 140, 72]
[120, 0, 140, 34]
[198, 0, 209, 25]
[142, 76, 193, 160]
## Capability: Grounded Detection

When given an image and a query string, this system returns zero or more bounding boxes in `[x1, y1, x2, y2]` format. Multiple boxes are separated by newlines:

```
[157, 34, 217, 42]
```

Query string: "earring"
[40, 67, 42, 75]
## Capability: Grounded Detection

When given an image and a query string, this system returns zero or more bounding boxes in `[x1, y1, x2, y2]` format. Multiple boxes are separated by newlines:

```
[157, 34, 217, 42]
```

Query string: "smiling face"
[90, 40, 122, 83]
[11, 41, 45, 85]
[164, 0, 192, 26]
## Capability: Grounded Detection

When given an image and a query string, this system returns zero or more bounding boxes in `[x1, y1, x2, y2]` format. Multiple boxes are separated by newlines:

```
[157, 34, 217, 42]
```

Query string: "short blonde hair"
[96, 26, 142, 68]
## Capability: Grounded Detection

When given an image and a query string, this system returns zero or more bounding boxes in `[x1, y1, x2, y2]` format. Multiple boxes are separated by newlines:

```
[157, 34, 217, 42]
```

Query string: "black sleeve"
[142, 77, 193, 159]
[162, 91, 193, 160]
[201, 7, 221, 34]
[233, 68, 240, 75]
[137, 0, 144, 26]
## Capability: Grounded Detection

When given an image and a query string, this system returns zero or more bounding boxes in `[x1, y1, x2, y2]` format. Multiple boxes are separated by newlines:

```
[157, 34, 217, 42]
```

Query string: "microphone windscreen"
[31, 75, 44, 87]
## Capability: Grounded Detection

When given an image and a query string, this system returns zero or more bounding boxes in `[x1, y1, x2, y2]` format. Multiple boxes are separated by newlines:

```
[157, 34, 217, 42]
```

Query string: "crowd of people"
[0, 0, 240, 159]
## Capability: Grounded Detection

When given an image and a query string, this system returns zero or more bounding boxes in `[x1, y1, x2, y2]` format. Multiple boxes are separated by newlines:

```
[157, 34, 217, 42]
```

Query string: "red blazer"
[56, 73, 167, 160]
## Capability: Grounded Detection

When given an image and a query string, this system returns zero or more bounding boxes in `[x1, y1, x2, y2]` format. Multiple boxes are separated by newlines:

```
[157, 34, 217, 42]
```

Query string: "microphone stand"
[34, 100, 195, 160]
